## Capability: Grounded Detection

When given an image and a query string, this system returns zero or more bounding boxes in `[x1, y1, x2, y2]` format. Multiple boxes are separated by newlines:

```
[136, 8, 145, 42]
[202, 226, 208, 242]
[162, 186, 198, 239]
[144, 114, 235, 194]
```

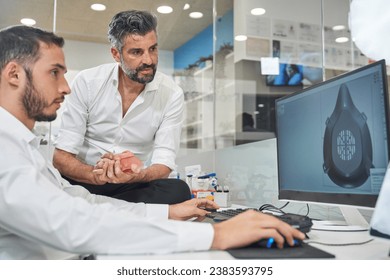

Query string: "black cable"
[258, 202, 312, 217]
[278, 202, 290, 210]
[304, 203, 310, 216]
[258, 203, 287, 214]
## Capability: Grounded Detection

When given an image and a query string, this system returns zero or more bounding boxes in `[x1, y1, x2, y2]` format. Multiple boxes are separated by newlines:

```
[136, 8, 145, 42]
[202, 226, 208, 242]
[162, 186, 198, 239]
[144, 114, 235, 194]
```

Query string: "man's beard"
[22, 68, 57, 122]
[120, 57, 157, 84]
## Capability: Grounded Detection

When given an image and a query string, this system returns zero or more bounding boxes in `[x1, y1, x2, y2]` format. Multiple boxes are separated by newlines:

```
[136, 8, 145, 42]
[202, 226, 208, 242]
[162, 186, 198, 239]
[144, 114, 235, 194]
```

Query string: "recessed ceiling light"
[90, 3, 106, 11]
[251, 8, 266, 16]
[20, 18, 36, 26]
[183, 4, 190, 10]
[235, 35, 248, 41]
[332, 25, 345, 31]
[335, 37, 349, 43]
[189, 12, 203, 19]
[157, 6, 173, 14]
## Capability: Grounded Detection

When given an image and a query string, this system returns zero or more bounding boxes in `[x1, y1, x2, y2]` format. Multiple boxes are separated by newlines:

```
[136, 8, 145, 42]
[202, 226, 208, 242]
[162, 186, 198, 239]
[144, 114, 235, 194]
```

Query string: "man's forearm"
[136, 164, 171, 182]
[53, 148, 97, 184]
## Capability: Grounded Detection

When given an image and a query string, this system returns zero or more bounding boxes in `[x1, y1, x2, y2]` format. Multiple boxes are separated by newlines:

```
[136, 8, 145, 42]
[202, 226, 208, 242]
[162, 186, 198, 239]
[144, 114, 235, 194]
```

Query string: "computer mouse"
[253, 238, 302, 249]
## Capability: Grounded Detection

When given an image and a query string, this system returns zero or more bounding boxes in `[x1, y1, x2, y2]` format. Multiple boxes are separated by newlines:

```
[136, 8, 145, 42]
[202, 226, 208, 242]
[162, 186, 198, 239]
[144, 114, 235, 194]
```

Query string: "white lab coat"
[0, 107, 213, 259]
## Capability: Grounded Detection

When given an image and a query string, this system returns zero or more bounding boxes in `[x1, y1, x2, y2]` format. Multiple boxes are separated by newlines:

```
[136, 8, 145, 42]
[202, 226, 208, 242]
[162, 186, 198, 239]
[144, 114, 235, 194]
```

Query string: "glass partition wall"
[0, 0, 376, 159]
[177, 0, 374, 156]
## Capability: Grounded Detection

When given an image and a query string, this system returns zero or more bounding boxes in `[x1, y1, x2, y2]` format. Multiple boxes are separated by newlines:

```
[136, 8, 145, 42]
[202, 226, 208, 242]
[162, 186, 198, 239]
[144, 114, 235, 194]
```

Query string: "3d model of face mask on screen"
[323, 83, 373, 188]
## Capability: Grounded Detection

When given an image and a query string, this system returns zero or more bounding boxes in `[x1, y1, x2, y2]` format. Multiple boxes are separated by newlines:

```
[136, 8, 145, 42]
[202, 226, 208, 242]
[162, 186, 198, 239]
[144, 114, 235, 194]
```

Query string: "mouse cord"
[258, 202, 311, 217]
[258, 202, 289, 214]
[303, 203, 310, 216]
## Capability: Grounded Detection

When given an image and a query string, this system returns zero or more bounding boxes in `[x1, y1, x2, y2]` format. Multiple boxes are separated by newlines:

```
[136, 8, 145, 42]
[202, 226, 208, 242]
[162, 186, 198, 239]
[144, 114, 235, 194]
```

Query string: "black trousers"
[63, 176, 191, 204]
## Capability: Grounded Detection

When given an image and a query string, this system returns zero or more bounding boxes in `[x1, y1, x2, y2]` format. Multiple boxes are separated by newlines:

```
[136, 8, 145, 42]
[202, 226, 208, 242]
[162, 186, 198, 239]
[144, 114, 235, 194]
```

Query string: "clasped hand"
[92, 152, 141, 184]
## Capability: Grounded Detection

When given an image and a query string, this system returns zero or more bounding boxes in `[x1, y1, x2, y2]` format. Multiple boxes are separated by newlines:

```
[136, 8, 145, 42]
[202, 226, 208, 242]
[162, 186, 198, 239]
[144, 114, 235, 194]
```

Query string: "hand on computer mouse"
[254, 237, 302, 249]
[211, 210, 306, 250]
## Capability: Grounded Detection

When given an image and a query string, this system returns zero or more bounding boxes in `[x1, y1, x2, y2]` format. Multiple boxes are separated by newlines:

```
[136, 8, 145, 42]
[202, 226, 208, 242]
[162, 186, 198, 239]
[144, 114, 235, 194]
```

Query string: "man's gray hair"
[108, 10, 157, 52]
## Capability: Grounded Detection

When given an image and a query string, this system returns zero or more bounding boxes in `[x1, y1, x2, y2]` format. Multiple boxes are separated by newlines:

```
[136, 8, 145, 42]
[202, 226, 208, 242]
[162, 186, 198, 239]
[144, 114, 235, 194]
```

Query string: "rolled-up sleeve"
[54, 73, 89, 155]
[151, 86, 184, 170]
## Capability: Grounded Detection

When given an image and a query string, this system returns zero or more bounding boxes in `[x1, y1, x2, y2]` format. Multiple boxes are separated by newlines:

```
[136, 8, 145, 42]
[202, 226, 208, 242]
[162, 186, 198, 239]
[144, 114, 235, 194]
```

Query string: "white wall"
[63, 40, 113, 71]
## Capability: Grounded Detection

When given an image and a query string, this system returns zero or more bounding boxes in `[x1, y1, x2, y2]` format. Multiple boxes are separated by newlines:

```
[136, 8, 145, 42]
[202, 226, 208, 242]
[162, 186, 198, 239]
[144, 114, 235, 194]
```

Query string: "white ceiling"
[0, 0, 233, 51]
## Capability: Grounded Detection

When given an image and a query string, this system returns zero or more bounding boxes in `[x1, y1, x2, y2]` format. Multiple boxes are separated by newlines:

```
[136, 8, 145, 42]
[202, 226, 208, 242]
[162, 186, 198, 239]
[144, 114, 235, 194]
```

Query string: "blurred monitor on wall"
[266, 63, 322, 87]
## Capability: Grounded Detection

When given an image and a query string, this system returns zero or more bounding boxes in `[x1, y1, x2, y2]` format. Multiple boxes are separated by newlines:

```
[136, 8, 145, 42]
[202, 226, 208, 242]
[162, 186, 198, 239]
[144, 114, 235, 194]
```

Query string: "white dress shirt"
[54, 63, 184, 170]
[0, 107, 213, 259]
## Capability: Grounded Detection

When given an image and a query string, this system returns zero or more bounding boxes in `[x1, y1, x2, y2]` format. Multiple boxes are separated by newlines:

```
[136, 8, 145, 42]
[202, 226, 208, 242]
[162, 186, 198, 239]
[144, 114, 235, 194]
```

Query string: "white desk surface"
[97, 227, 390, 260]
[97, 204, 390, 260]
[306, 229, 390, 260]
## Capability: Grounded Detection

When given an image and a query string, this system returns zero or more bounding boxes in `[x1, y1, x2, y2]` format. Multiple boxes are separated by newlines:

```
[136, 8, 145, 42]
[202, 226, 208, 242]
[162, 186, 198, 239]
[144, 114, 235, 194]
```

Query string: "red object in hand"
[117, 151, 143, 174]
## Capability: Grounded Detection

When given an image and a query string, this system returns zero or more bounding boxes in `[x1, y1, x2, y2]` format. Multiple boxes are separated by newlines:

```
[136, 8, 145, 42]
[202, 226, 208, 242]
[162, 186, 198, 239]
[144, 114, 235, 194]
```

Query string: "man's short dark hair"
[0, 25, 64, 73]
[108, 10, 157, 52]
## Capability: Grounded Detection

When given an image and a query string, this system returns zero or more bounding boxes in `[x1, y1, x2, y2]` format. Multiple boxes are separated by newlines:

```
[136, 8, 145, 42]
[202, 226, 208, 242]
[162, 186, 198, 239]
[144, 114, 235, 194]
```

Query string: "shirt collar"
[0, 107, 40, 148]
[112, 63, 120, 87]
[144, 71, 160, 93]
